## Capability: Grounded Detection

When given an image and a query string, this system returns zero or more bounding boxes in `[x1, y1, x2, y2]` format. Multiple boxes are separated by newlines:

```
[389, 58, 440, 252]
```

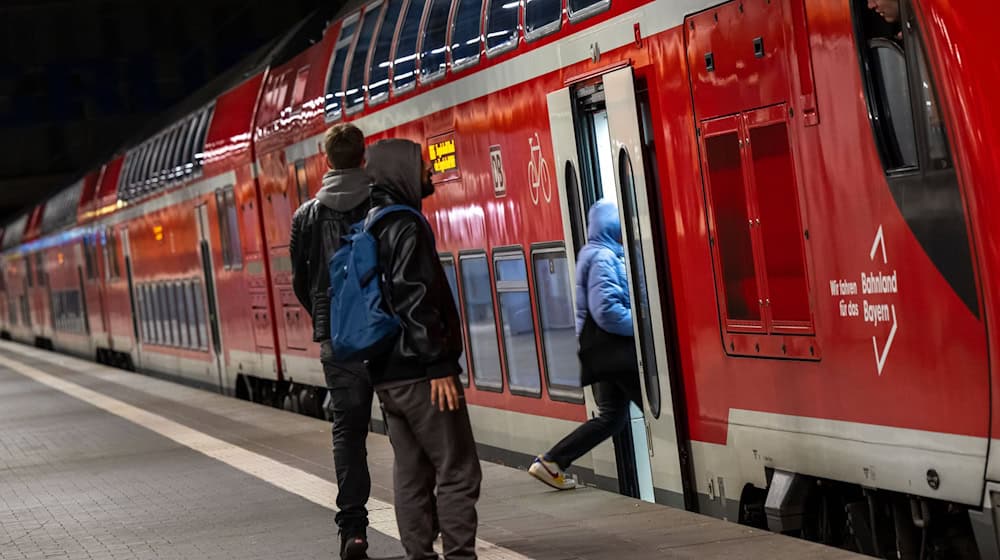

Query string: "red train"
[3, 0, 998, 556]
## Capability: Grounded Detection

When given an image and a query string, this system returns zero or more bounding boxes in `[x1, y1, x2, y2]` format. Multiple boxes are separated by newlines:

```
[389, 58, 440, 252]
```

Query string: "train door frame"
[195, 203, 228, 391]
[546, 66, 690, 506]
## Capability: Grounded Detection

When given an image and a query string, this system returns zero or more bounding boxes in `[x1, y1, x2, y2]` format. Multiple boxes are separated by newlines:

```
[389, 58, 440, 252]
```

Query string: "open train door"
[547, 66, 692, 507]
[195, 203, 228, 391]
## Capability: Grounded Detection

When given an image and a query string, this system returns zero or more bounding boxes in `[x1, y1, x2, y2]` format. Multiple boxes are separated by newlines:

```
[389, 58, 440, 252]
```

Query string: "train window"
[294, 160, 310, 206]
[292, 67, 310, 108]
[105, 228, 121, 281]
[192, 280, 208, 350]
[345, 1, 384, 113]
[459, 253, 504, 390]
[169, 125, 186, 179]
[138, 285, 149, 342]
[325, 15, 360, 120]
[524, 0, 560, 41]
[34, 252, 45, 286]
[84, 236, 98, 280]
[171, 283, 182, 346]
[913, 38, 950, 170]
[393, 0, 427, 94]
[450, 0, 482, 71]
[367, 0, 404, 105]
[25, 257, 32, 288]
[440, 255, 469, 386]
[420, 0, 453, 83]
[531, 247, 583, 401]
[485, 0, 518, 55]
[494, 250, 542, 396]
[176, 283, 190, 348]
[567, 0, 609, 22]
[704, 130, 760, 324]
[867, 39, 918, 170]
[151, 284, 162, 344]
[185, 281, 200, 349]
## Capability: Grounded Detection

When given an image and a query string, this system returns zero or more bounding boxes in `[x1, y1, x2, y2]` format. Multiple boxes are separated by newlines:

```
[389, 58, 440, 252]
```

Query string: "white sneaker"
[528, 456, 577, 490]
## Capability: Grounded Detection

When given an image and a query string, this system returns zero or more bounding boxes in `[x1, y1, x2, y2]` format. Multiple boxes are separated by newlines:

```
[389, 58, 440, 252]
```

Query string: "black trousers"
[546, 375, 642, 471]
[321, 341, 374, 537]
[378, 379, 482, 560]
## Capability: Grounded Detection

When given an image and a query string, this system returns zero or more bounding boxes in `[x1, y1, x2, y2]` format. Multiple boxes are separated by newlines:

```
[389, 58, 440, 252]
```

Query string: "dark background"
[0, 0, 324, 224]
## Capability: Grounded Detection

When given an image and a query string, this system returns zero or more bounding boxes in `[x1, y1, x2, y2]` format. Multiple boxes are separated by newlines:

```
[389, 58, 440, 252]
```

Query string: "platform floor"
[0, 340, 863, 560]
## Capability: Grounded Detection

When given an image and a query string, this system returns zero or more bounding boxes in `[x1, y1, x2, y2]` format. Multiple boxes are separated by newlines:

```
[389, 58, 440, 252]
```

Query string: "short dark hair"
[324, 123, 365, 169]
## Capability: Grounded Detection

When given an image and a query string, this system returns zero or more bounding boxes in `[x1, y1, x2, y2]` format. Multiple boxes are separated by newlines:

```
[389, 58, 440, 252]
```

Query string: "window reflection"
[486, 0, 519, 53]
[441, 258, 469, 385]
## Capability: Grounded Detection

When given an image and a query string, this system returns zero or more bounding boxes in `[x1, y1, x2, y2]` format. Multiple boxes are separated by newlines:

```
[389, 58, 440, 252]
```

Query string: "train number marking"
[489, 145, 506, 198]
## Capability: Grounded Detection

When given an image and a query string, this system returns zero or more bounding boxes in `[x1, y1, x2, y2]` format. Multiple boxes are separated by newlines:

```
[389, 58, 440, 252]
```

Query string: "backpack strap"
[363, 204, 428, 231]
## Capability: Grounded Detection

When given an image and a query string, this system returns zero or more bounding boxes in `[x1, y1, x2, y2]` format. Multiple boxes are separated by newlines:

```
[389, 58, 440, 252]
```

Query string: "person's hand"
[430, 377, 459, 412]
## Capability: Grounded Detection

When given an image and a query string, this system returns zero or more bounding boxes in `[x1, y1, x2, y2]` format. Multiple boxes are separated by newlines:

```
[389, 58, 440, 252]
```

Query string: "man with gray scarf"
[365, 138, 481, 560]
[289, 123, 373, 560]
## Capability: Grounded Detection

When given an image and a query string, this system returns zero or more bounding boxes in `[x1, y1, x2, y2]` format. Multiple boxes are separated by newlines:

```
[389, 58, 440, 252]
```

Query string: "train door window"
[568, 0, 609, 22]
[345, 1, 384, 113]
[192, 280, 208, 350]
[747, 115, 810, 327]
[459, 253, 503, 390]
[703, 125, 761, 326]
[25, 257, 33, 288]
[294, 160, 310, 206]
[524, 0, 560, 41]
[440, 255, 469, 385]
[154, 284, 165, 345]
[420, 0, 453, 83]
[485, 0, 518, 55]
[531, 246, 582, 401]
[367, 0, 404, 105]
[325, 14, 360, 120]
[105, 228, 121, 281]
[216, 186, 242, 269]
[150, 284, 160, 344]
[34, 252, 45, 286]
[392, 0, 425, 94]
[450, 0, 482, 71]
[494, 249, 542, 396]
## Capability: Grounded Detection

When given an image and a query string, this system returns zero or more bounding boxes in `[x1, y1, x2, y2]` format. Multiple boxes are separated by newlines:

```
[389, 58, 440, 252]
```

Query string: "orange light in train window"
[153, 225, 164, 241]
[57, 253, 64, 265]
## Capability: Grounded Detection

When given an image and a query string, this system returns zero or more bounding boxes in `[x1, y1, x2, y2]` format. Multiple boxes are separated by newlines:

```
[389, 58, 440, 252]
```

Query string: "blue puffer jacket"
[575, 199, 633, 337]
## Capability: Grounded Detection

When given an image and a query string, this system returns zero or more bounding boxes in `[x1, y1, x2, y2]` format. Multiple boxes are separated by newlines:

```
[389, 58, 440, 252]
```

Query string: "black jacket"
[364, 140, 463, 385]
[289, 168, 371, 342]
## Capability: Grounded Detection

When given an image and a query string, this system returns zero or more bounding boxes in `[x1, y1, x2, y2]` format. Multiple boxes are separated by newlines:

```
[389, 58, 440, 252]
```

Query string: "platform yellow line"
[0, 344, 530, 560]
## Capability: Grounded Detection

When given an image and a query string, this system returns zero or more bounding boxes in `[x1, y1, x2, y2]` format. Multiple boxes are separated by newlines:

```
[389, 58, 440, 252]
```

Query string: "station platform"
[0, 341, 862, 560]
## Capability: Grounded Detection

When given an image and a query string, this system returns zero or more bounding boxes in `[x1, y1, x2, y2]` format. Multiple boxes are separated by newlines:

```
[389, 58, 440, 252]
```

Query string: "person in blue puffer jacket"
[529, 198, 642, 490]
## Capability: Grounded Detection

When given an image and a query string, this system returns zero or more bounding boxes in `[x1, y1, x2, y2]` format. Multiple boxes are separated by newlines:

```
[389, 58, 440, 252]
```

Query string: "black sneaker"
[340, 534, 368, 560]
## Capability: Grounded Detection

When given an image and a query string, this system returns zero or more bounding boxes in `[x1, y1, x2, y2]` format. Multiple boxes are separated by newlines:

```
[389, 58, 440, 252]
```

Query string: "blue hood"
[587, 199, 623, 254]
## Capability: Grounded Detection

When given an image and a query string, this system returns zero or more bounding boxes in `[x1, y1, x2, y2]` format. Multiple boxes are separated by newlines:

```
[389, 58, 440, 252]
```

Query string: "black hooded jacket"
[364, 139, 463, 385]
[289, 167, 371, 342]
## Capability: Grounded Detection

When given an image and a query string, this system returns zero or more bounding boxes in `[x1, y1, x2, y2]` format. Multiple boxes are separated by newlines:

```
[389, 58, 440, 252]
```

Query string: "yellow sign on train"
[429, 137, 458, 175]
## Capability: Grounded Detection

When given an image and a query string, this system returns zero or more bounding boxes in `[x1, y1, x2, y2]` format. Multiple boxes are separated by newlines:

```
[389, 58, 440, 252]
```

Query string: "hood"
[587, 198, 623, 252]
[365, 139, 424, 208]
[315, 168, 371, 211]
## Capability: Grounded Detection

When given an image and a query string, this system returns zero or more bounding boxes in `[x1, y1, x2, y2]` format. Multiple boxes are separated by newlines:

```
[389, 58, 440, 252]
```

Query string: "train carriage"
[3, 0, 999, 557]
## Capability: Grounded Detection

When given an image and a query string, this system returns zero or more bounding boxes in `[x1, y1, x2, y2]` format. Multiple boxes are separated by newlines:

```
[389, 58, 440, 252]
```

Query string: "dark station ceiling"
[0, 0, 330, 224]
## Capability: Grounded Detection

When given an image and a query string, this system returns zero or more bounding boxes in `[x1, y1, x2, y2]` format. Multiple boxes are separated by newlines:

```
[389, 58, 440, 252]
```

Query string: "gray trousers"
[377, 379, 482, 560]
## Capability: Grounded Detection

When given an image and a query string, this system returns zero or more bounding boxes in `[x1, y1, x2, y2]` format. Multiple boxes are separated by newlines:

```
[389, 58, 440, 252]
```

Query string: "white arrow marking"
[872, 304, 898, 376]
[870, 225, 887, 264]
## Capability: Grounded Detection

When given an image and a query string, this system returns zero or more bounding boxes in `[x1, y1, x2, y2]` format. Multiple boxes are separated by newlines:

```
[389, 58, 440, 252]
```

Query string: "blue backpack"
[327, 204, 428, 361]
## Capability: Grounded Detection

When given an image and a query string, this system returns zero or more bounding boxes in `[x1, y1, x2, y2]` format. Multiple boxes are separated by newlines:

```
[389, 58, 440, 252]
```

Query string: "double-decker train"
[3, 0, 998, 556]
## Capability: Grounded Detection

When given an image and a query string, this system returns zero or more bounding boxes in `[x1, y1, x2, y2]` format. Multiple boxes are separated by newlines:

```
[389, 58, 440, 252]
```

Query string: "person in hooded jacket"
[289, 123, 374, 560]
[365, 138, 481, 560]
[528, 199, 642, 490]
